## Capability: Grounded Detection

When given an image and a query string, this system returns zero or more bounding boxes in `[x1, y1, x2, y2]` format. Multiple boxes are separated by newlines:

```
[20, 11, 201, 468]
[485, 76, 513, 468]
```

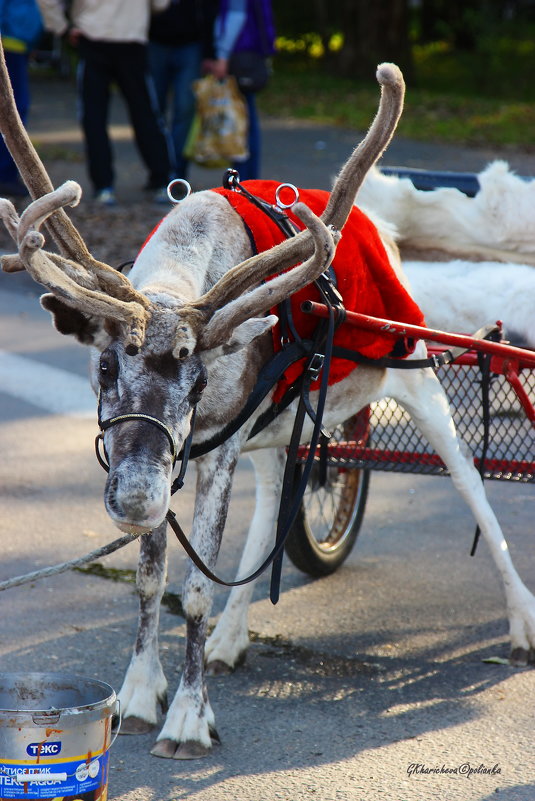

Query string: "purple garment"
[220, 0, 275, 55]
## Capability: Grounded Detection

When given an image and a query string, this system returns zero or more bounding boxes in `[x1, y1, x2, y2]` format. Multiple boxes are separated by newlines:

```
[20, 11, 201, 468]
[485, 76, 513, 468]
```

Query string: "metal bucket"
[0, 672, 119, 800]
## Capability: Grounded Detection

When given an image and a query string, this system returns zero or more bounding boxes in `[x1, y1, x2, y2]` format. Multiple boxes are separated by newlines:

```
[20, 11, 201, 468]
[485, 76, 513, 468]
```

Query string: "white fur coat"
[356, 161, 535, 345]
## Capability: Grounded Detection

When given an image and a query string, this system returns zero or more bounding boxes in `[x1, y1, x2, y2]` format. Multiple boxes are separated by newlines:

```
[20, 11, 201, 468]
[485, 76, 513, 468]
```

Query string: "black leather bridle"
[96, 412, 177, 467]
[95, 402, 197, 494]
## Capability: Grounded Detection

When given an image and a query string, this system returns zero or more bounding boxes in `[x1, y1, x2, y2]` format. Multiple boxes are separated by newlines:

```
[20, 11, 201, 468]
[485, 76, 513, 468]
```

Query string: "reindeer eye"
[189, 368, 208, 404]
[99, 349, 118, 384]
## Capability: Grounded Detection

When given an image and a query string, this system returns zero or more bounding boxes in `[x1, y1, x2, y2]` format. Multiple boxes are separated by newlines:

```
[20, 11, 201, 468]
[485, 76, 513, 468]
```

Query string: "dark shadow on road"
[1, 592, 526, 798]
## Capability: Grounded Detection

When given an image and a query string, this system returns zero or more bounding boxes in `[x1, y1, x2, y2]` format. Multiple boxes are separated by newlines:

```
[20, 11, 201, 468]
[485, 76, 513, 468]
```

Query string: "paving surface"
[1, 71, 535, 801]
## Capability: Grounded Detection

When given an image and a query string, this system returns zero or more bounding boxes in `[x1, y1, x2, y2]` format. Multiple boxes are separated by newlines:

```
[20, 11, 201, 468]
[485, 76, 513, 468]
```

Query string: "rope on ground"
[0, 531, 142, 592]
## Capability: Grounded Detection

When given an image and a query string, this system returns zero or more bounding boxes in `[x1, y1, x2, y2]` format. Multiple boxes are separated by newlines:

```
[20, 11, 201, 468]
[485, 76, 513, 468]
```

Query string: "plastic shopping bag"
[185, 75, 249, 168]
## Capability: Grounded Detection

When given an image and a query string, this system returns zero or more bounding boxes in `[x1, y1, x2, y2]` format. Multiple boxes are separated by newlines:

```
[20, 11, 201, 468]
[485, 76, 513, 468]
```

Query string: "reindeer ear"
[224, 315, 278, 352]
[40, 293, 110, 348]
[202, 315, 277, 365]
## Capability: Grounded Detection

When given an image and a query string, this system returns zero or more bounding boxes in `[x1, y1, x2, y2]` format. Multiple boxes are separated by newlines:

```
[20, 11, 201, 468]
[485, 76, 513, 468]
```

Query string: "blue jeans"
[148, 41, 203, 179]
[0, 50, 30, 182]
[233, 91, 260, 181]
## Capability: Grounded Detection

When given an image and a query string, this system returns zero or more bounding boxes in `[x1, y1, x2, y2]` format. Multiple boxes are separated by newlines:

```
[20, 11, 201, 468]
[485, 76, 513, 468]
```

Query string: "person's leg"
[148, 41, 177, 175]
[147, 41, 171, 115]
[77, 38, 114, 193]
[115, 42, 172, 190]
[169, 42, 202, 179]
[0, 50, 30, 188]
[232, 91, 260, 181]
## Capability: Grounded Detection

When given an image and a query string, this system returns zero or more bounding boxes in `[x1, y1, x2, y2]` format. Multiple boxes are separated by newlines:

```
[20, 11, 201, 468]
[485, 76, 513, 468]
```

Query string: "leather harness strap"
[100, 176, 501, 592]
[164, 328, 336, 592]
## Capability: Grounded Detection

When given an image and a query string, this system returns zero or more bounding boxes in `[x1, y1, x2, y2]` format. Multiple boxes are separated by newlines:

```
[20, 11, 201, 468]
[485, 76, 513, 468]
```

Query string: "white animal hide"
[403, 260, 535, 348]
[358, 161, 535, 260]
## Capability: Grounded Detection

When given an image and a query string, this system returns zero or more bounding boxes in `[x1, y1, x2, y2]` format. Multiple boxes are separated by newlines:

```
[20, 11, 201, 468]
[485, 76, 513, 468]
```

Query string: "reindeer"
[2, 49, 535, 761]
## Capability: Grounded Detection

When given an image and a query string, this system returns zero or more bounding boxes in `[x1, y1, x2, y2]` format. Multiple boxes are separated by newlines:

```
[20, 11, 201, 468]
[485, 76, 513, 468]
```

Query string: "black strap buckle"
[307, 352, 325, 380]
[171, 407, 197, 494]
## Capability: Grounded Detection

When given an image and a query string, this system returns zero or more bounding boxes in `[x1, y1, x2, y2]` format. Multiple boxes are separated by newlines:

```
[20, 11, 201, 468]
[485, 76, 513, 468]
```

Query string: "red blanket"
[214, 181, 425, 402]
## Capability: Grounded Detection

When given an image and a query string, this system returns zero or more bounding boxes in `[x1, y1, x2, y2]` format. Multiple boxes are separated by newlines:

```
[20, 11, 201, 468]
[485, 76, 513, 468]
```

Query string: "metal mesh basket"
[303, 357, 535, 483]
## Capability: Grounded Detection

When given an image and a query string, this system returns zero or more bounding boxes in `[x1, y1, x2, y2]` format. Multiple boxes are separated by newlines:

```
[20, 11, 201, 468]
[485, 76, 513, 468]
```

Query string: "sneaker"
[95, 188, 117, 207]
[153, 187, 170, 205]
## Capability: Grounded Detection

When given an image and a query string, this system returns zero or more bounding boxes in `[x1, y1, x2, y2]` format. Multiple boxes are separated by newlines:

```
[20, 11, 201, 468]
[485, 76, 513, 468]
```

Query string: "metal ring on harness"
[167, 179, 192, 204]
[223, 168, 241, 190]
[275, 183, 299, 209]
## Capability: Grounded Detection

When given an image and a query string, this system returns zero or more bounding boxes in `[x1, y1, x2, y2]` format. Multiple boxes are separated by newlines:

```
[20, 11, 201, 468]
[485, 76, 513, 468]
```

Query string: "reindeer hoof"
[151, 729, 221, 760]
[151, 738, 179, 759]
[173, 740, 212, 760]
[206, 659, 233, 676]
[151, 738, 210, 760]
[509, 647, 535, 667]
[120, 716, 156, 735]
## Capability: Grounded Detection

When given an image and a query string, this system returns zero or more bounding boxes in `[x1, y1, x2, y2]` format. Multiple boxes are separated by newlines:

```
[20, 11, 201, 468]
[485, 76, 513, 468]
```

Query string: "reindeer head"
[1, 181, 341, 531]
[0, 41, 404, 533]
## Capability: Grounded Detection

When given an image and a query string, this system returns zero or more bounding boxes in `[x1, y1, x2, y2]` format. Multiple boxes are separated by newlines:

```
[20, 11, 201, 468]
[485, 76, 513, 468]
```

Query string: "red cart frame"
[286, 302, 534, 576]
[284, 166, 535, 576]
[301, 302, 535, 483]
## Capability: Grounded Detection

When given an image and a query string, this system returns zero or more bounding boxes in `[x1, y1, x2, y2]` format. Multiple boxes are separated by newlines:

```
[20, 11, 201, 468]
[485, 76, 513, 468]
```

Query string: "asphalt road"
[0, 73, 535, 801]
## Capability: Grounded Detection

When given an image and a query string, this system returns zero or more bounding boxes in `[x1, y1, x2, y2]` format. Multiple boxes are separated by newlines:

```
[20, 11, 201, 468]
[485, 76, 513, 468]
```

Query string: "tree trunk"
[337, 0, 413, 81]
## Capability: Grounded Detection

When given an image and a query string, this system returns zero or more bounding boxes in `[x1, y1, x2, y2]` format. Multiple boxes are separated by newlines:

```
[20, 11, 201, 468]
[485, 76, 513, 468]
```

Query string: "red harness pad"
[214, 180, 425, 402]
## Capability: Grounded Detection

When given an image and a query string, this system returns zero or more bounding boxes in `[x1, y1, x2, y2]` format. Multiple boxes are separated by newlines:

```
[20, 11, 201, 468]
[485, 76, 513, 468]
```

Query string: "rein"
[94, 175, 344, 595]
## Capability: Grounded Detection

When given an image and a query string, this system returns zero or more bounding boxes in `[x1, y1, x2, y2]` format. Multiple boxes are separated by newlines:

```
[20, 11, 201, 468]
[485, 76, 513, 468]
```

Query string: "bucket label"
[0, 751, 109, 799]
[25, 743, 62, 758]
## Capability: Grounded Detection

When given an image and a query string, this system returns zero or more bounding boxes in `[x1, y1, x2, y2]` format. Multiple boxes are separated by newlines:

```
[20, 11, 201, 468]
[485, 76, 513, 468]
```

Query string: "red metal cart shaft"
[301, 300, 535, 368]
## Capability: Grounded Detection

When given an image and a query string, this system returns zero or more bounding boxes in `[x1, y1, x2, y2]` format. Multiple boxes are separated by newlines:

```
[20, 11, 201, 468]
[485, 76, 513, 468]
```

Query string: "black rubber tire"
[285, 417, 370, 577]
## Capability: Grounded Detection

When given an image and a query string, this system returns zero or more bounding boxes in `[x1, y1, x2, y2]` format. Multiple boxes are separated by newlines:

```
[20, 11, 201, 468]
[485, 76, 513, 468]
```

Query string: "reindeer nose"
[105, 470, 168, 531]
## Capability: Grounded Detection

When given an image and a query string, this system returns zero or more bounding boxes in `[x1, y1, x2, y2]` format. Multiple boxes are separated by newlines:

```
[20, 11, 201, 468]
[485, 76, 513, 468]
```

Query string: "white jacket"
[37, 0, 170, 43]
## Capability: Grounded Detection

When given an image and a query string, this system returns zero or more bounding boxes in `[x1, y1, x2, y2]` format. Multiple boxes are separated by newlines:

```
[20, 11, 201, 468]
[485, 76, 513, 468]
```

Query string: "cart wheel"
[285, 413, 370, 577]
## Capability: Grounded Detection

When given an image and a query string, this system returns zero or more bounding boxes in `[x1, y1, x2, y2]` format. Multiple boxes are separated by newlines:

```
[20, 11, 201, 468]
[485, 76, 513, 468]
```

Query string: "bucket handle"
[32, 711, 61, 726]
[110, 698, 121, 748]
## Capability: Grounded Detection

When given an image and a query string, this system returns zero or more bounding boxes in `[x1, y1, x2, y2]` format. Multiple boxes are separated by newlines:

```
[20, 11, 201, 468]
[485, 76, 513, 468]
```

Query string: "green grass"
[258, 59, 535, 151]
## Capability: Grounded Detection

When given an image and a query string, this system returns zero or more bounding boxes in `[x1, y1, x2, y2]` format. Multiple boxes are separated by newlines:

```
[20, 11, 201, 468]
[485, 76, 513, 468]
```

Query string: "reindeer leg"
[385, 361, 535, 664]
[118, 522, 168, 733]
[152, 441, 240, 760]
[205, 447, 286, 674]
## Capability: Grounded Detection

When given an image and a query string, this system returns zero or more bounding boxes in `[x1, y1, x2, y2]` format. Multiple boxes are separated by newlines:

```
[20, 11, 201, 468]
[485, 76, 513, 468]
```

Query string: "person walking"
[0, 0, 43, 197]
[209, 0, 274, 181]
[149, 0, 217, 182]
[36, 0, 174, 205]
